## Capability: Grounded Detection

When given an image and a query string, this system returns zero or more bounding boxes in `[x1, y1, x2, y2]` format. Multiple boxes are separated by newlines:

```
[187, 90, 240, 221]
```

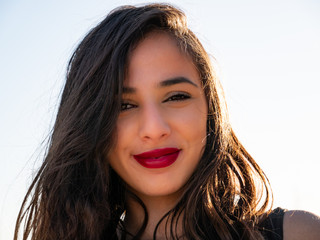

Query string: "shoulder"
[283, 210, 320, 240]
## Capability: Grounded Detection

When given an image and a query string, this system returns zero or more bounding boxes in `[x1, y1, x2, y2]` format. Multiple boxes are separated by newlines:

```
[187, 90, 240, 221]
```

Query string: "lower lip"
[133, 150, 180, 169]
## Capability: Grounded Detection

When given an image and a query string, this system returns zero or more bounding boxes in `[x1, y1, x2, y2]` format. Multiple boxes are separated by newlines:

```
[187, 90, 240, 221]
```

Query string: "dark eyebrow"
[122, 76, 198, 94]
[122, 86, 136, 94]
[159, 77, 199, 88]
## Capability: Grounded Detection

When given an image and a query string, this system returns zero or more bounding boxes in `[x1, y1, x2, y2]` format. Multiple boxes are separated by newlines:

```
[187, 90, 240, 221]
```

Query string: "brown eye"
[121, 103, 137, 111]
[165, 93, 191, 102]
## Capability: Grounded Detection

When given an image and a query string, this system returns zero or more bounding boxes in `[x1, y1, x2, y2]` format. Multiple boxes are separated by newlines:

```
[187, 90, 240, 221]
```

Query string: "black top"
[115, 207, 287, 239]
[259, 207, 286, 240]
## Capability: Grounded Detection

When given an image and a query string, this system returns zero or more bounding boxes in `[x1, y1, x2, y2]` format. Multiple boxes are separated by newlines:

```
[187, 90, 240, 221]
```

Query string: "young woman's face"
[108, 32, 207, 200]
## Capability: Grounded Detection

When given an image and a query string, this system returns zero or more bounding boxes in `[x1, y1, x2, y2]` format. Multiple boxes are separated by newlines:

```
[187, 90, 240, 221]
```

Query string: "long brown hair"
[15, 4, 272, 240]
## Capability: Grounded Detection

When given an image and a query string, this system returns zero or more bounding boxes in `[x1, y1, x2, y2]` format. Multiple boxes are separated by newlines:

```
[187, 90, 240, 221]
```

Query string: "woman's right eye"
[120, 103, 136, 111]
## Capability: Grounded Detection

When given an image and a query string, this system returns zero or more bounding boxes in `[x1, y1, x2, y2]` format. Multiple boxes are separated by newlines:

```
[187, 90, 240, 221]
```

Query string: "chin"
[130, 182, 185, 199]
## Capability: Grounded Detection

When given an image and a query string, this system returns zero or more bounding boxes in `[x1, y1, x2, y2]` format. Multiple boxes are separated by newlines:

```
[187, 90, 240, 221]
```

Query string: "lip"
[133, 148, 180, 168]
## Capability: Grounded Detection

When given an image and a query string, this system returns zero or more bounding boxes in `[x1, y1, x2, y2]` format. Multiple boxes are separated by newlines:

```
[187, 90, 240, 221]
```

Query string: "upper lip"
[133, 148, 180, 159]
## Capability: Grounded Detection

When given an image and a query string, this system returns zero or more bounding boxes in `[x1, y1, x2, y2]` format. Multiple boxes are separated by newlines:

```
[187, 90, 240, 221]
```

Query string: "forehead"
[129, 31, 186, 60]
[125, 32, 200, 87]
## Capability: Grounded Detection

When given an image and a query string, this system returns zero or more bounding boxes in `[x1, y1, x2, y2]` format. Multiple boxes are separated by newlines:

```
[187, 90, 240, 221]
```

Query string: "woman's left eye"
[164, 93, 191, 102]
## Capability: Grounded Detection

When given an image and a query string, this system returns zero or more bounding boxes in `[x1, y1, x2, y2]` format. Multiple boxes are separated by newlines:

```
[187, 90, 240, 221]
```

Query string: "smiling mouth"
[133, 148, 181, 168]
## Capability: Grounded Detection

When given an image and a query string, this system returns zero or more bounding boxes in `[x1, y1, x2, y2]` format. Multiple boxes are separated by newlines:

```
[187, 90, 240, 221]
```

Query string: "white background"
[1, 0, 319, 239]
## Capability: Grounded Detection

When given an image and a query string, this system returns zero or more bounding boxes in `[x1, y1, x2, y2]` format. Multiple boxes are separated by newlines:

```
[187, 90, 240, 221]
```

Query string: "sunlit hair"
[15, 4, 272, 240]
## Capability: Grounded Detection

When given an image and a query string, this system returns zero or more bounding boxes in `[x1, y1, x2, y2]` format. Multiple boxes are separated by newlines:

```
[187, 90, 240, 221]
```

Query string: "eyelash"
[120, 103, 137, 111]
[120, 93, 191, 111]
[164, 93, 191, 102]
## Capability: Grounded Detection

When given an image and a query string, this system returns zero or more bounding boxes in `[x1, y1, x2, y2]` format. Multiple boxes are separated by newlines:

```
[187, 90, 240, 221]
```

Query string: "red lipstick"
[133, 148, 180, 168]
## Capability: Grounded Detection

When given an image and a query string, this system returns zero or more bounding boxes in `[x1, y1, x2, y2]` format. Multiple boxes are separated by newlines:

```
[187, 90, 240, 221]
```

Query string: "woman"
[14, 3, 320, 240]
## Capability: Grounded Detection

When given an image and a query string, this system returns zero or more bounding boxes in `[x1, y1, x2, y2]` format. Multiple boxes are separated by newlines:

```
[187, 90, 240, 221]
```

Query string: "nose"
[138, 103, 171, 142]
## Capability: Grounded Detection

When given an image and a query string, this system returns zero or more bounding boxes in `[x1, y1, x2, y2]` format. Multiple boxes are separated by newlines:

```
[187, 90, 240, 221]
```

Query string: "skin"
[107, 31, 320, 239]
[107, 32, 207, 238]
[283, 210, 320, 240]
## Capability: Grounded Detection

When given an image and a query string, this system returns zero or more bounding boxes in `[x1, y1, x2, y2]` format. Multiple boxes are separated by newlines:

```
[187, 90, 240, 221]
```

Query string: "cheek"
[112, 117, 136, 150]
[171, 104, 207, 136]
[106, 125, 126, 170]
[106, 117, 139, 173]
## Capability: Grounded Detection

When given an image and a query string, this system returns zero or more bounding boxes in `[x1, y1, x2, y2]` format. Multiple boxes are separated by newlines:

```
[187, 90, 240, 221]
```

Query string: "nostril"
[139, 118, 171, 141]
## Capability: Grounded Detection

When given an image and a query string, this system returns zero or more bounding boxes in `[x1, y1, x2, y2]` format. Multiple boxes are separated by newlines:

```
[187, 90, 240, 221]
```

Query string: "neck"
[123, 191, 184, 239]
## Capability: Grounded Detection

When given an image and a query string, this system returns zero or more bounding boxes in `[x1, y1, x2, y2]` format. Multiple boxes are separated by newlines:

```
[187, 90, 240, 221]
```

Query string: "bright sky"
[1, 0, 319, 239]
